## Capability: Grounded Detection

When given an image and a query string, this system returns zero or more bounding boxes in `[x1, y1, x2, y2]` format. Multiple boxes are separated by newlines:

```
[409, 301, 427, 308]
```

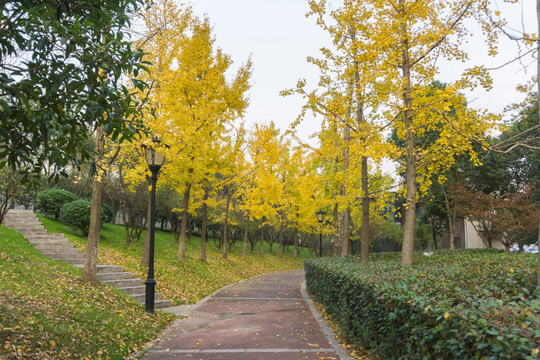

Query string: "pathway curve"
[141, 270, 348, 360]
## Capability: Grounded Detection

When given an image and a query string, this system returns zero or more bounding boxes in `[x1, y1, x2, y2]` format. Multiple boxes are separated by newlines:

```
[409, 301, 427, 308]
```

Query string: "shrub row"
[36, 189, 78, 219]
[36, 189, 114, 235]
[305, 250, 539, 360]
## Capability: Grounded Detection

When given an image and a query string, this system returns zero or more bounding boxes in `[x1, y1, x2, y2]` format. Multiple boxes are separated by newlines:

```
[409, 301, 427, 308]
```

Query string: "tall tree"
[287, 0, 395, 260]
[0, 0, 149, 181]
[487, 0, 539, 287]
[133, 0, 251, 261]
[241, 123, 287, 259]
[83, 126, 105, 283]
[454, 184, 539, 251]
[367, 0, 500, 265]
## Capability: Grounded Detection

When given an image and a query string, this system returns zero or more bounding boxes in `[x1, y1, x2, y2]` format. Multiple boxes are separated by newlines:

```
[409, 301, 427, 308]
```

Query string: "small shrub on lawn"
[102, 203, 116, 224]
[36, 189, 79, 219]
[60, 200, 107, 236]
[305, 250, 539, 360]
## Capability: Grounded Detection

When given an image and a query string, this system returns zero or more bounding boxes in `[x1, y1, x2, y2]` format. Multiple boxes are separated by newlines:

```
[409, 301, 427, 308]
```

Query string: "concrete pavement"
[139, 270, 350, 360]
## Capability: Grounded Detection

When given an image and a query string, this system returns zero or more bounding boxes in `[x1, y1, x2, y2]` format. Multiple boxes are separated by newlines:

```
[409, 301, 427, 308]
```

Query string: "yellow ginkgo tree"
[133, 0, 252, 262]
[367, 0, 501, 265]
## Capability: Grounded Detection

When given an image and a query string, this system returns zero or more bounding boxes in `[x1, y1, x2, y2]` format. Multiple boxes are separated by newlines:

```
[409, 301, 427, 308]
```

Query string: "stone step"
[47, 252, 85, 261]
[130, 292, 163, 303]
[34, 243, 75, 251]
[10, 227, 45, 233]
[117, 285, 146, 295]
[29, 234, 67, 241]
[8, 222, 42, 227]
[60, 258, 85, 265]
[155, 299, 173, 309]
[4, 216, 38, 222]
[20, 228, 56, 237]
[5, 221, 42, 227]
[31, 242, 74, 250]
[73, 264, 125, 273]
[28, 238, 70, 245]
[96, 272, 134, 281]
[102, 278, 143, 288]
[41, 248, 82, 257]
[6, 209, 174, 310]
[15, 226, 48, 232]
[23, 233, 55, 239]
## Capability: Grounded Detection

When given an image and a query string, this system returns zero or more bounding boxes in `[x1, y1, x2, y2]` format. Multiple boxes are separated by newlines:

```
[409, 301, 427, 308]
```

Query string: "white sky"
[188, 0, 537, 143]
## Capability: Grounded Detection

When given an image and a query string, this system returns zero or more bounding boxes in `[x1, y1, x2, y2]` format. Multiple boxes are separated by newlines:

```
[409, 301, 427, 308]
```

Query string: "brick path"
[141, 270, 347, 360]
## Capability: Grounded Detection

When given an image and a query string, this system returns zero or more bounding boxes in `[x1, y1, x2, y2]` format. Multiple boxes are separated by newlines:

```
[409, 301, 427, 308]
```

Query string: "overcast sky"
[188, 0, 537, 143]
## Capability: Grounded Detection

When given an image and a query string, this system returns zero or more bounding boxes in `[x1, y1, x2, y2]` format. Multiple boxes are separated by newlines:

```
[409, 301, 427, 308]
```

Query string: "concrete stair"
[4, 209, 172, 309]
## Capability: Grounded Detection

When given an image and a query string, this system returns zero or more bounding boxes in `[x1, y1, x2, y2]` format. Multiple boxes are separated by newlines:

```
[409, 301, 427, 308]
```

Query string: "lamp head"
[316, 210, 325, 223]
[142, 137, 167, 170]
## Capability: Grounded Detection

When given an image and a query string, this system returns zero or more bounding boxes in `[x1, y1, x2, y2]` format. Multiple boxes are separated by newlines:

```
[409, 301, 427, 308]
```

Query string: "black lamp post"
[142, 138, 167, 314]
[316, 210, 325, 257]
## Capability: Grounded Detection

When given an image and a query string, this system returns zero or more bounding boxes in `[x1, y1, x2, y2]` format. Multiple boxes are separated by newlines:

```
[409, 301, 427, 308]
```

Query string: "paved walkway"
[140, 270, 349, 360]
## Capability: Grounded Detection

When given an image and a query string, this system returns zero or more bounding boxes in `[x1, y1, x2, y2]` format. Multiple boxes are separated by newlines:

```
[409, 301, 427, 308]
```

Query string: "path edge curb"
[301, 281, 353, 360]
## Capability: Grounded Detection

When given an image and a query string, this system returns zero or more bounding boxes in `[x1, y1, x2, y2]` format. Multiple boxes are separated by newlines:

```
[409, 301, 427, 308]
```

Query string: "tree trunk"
[360, 156, 370, 261]
[353, 49, 370, 262]
[178, 183, 191, 261]
[200, 186, 209, 262]
[340, 208, 350, 257]
[536, 0, 540, 291]
[399, 5, 417, 266]
[259, 226, 264, 258]
[222, 186, 231, 260]
[293, 227, 298, 258]
[242, 215, 249, 258]
[333, 205, 339, 256]
[340, 119, 351, 257]
[444, 192, 455, 250]
[141, 176, 152, 267]
[278, 220, 284, 260]
[536, 215, 540, 289]
[83, 125, 105, 283]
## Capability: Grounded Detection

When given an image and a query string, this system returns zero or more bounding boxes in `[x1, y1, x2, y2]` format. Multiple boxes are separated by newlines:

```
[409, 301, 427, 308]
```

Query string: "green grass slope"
[38, 216, 306, 305]
[0, 226, 174, 360]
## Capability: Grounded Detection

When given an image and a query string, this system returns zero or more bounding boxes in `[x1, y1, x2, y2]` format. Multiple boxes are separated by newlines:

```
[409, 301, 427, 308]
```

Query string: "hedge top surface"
[307, 249, 537, 304]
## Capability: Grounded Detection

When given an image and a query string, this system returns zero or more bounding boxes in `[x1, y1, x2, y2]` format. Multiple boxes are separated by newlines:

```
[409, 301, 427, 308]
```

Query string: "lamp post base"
[145, 278, 156, 314]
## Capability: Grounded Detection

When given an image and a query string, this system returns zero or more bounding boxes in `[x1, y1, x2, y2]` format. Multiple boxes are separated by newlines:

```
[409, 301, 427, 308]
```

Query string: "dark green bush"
[59, 200, 107, 236]
[101, 204, 116, 224]
[305, 250, 539, 360]
[36, 189, 79, 219]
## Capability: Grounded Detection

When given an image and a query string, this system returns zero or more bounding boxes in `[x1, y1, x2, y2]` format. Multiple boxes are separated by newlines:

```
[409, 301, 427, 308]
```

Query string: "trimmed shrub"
[305, 250, 538, 360]
[101, 204, 116, 224]
[59, 200, 107, 236]
[36, 189, 79, 219]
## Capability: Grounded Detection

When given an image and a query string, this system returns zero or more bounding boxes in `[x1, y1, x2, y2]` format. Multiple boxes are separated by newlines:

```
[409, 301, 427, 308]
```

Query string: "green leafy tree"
[0, 0, 150, 181]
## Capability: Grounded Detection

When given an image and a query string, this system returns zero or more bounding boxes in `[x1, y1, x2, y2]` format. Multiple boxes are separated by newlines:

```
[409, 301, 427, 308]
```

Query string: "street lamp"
[316, 210, 325, 257]
[141, 137, 167, 314]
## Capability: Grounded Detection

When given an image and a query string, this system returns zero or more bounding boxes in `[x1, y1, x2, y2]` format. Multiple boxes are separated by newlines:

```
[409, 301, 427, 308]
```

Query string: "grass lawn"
[0, 226, 174, 360]
[37, 216, 308, 305]
[1, 215, 310, 359]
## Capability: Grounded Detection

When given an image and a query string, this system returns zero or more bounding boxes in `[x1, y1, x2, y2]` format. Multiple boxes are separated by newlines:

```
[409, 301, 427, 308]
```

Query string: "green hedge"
[305, 250, 539, 360]
[35, 189, 79, 219]
[59, 200, 107, 236]
[101, 203, 116, 224]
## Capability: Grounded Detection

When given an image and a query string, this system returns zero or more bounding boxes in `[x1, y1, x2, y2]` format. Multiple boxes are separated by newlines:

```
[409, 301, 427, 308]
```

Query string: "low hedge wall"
[305, 250, 539, 360]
